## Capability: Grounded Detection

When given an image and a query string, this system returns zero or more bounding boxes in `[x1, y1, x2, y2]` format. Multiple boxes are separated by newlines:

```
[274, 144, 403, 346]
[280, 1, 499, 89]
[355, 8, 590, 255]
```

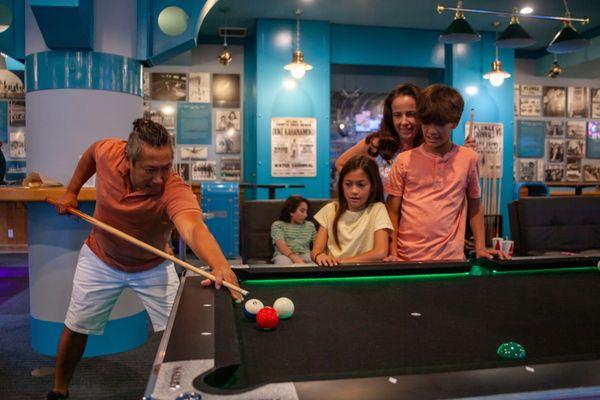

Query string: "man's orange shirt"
[385, 144, 481, 261]
[84, 139, 201, 273]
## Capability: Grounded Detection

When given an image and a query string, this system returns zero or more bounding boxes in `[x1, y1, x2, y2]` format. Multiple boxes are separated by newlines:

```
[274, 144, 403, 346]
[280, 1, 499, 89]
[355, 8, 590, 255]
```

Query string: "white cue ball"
[273, 297, 295, 319]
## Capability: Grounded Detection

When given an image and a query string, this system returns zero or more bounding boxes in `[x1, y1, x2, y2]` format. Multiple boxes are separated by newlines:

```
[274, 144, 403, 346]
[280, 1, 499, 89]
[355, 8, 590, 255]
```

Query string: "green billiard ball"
[497, 342, 526, 360]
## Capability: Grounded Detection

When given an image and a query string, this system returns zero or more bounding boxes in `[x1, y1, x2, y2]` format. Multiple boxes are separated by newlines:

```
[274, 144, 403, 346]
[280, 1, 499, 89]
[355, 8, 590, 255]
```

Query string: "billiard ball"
[496, 341, 526, 360]
[243, 299, 264, 320]
[256, 306, 279, 330]
[273, 297, 294, 319]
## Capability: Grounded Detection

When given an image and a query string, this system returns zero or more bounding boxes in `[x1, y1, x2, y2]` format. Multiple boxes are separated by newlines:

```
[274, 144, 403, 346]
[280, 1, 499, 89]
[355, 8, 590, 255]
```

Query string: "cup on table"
[501, 240, 514, 257]
[492, 237, 503, 251]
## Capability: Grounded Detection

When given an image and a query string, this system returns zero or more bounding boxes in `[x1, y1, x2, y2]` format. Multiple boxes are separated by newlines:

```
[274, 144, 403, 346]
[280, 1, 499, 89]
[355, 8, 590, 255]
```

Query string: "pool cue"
[491, 158, 497, 220]
[46, 198, 249, 297]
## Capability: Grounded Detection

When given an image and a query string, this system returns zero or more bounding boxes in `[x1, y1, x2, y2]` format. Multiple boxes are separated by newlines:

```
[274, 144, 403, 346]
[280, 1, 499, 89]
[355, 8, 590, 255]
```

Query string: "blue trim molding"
[30, 312, 149, 357]
[26, 51, 143, 96]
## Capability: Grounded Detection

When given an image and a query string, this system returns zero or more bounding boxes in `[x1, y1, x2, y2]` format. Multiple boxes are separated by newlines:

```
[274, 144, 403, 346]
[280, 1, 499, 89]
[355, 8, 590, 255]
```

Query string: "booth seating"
[508, 197, 600, 256]
[240, 199, 330, 263]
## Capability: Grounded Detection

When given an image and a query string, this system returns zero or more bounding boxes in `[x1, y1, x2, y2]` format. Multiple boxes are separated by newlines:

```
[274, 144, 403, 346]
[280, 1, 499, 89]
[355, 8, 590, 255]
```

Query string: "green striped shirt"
[271, 220, 316, 256]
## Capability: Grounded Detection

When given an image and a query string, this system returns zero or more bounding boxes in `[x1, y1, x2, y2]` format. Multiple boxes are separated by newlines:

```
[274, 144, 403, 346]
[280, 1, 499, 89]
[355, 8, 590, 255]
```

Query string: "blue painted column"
[245, 18, 331, 200]
[445, 33, 515, 238]
[25, 1, 147, 356]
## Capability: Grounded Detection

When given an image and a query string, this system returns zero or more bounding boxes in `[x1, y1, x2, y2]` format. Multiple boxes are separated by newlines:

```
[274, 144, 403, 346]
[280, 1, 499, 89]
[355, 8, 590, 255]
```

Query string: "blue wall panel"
[254, 19, 330, 200]
[242, 32, 257, 199]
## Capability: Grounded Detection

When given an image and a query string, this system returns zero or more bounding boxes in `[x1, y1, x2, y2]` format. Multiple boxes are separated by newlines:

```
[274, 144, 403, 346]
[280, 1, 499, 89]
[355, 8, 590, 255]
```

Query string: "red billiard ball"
[256, 307, 279, 330]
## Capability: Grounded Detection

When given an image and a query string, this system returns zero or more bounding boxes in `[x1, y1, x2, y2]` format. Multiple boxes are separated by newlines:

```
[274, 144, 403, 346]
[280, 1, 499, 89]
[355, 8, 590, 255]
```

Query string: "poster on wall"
[179, 146, 208, 160]
[0, 73, 24, 99]
[220, 157, 241, 180]
[520, 85, 542, 97]
[191, 161, 217, 181]
[583, 162, 600, 182]
[567, 139, 584, 158]
[519, 159, 537, 181]
[189, 72, 210, 103]
[464, 122, 503, 178]
[517, 120, 545, 158]
[0, 101, 7, 142]
[212, 74, 240, 108]
[567, 87, 589, 118]
[566, 157, 582, 182]
[215, 109, 241, 131]
[271, 117, 317, 177]
[216, 129, 241, 154]
[9, 101, 25, 126]
[544, 164, 564, 182]
[567, 121, 586, 138]
[176, 103, 212, 145]
[587, 121, 600, 159]
[520, 97, 541, 116]
[545, 121, 564, 137]
[547, 139, 565, 163]
[9, 130, 26, 158]
[542, 86, 566, 117]
[151, 73, 187, 101]
[592, 89, 600, 119]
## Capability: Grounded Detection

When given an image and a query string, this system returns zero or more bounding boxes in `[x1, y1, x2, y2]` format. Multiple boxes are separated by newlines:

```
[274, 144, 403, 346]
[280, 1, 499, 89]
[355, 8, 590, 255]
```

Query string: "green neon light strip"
[244, 272, 471, 286]
[492, 266, 598, 275]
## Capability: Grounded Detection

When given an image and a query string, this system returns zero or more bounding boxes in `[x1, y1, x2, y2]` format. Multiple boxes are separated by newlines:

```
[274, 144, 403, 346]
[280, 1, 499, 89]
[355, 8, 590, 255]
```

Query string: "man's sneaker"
[46, 390, 68, 399]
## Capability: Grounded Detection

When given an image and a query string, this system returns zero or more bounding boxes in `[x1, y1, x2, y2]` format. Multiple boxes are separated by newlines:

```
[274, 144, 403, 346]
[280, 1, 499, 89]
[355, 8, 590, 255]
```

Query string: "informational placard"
[586, 121, 600, 159]
[517, 120, 545, 158]
[271, 117, 316, 177]
[465, 122, 503, 178]
[176, 103, 212, 145]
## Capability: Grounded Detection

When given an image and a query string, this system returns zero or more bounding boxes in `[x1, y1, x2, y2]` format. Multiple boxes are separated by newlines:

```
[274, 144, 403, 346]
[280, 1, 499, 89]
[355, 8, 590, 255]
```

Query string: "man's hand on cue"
[54, 191, 78, 215]
[201, 265, 244, 302]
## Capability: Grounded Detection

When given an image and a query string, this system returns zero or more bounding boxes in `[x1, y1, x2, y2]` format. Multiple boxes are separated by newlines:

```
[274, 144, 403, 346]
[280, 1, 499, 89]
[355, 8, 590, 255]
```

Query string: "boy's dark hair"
[417, 84, 464, 126]
[125, 118, 173, 164]
[279, 196, 310, 223]
[333, 155, 384, 248]
[366, 83, 423, 160]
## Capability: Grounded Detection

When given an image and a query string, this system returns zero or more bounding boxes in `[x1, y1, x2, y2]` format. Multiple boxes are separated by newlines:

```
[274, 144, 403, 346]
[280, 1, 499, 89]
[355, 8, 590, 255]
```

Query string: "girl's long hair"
[332, 156, 384, 248]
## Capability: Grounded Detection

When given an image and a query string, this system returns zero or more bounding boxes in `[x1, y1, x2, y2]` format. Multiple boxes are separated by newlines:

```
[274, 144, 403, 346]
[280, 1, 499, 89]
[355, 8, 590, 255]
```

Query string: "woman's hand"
[314, 253, 339, 266]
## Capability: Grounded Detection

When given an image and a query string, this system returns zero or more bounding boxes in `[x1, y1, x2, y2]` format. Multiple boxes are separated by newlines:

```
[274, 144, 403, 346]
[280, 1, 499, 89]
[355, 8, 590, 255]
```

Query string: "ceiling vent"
[219, 27, 247, 38]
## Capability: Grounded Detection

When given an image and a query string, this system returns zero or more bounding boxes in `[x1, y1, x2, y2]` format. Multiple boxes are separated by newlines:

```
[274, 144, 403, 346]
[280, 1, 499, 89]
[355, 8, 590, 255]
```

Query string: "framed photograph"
[188, 72, 210, 103]
[175, 163, 190, 181]
[544, 164, 565, 183]
[542, 86, 566, 117]
[212, 74, 240, 108]
[545, 121, 564, 137]
[521, 85, 542, 97]
[566, 157, 582, 182]
[148, 105, 176, 130]
[220, 157, 241, 181]
[151, 73, 187, 101]
[587, 121, 600, 159]
[143, 70, 150, 100]
[215, 130, 241, 154]
[520, 97, 541, 116]
[566, 139, 584, 158]
[215, 109, 241, 131]
[9, 101, 25, 126]
[519, 159, 538, 182]
[567, 87, 589, 118]
[514, 84, 520, 116]
[592, 89, 600, 119]
[179, 146, 208, 160]
[9, 130, 25, 158]
[191, 161, 217, 181]
[567, 121, 586, 138]
[547, 139, 565, 163]
[583, 162, 600, 182]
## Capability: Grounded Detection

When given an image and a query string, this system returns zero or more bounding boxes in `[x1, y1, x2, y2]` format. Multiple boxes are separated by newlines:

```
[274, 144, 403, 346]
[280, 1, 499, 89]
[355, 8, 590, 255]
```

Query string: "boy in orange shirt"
[385, 84, 507, 261]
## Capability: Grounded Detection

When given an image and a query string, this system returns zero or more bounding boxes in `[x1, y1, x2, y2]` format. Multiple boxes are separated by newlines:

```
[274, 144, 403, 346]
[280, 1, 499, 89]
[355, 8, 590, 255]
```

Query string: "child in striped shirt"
[271, 196, 317, 264]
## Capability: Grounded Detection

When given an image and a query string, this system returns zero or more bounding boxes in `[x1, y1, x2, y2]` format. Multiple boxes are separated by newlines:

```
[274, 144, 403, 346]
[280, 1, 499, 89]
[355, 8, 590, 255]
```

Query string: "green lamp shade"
[439, 18, 481, 44]
[496, 23, 535, 48]
[547, 24, 590, 54]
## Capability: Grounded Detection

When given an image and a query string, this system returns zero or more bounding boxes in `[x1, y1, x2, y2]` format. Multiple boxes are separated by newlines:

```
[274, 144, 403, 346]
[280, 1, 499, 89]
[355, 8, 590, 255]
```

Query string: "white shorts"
[65, 244, 179, 335]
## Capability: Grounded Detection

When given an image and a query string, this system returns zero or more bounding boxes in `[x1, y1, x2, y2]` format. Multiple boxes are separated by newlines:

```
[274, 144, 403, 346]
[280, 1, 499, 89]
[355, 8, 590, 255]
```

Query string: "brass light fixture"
[218, 8, 232, 66]
[548, 55, 562, 78]
[483, 22, 511, 87]
[284, 9, 313, 79]
[437, 1, 589, 53]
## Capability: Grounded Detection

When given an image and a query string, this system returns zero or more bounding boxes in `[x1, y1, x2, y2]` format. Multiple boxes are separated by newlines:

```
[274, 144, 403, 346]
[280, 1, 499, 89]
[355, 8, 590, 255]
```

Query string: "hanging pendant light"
[438, 1, 481, 44]
[483, 23, 511, 87]
[548, 0, 590, 54]
[284, 9, 312, 79]
[496, 9, 535, 48]
[547, 54, 562, 78]
[218, 9, 232, 66]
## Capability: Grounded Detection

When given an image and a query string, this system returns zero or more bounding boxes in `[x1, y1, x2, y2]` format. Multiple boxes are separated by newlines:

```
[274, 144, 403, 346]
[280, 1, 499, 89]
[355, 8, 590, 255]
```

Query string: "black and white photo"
[519, 159, 537, 181]
[521, 85, 542, 97]
[212, 74, 240, 108]
[151, 73, 187, 101]
[544, 164, 564, 182]
[567, 121, 586, 138]
[188, 72, 210, 103]
[215, 109, 241, 131]
[547, 139, 565, 163]
[149, 105, 176, 130]
[143, 70, 150, 100]
[216, 129, 241, 154]
[191, 161, 217, 181]
[583, 163, 600, 182]
[179, 146, 208, 160]
[9, 100, 25, 126]
[542, 86, 566, 117]
[592, 88, 600, 119]
[520, 97, 541, 116]
[220, 157, 241, 180]
[566, 157, 582, 182]
[567, 139, 584, 157]
[175, 163, 190, 181]
[9, 130, 25, 158]
[545, 121, 564, 137]
[567, 87, 589, 118]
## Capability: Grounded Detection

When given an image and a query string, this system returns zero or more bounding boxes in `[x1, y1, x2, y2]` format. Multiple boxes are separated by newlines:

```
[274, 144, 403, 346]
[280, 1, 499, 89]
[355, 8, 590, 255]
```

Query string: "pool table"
[144, 256, 600, 400]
